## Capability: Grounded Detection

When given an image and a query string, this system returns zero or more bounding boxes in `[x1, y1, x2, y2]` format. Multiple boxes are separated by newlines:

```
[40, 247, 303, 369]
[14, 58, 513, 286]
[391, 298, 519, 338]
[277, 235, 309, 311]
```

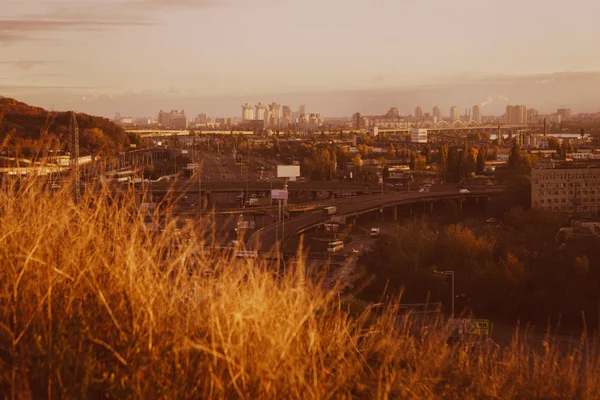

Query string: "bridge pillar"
[409, 204, 413, 216]
[311, 191, 318, 201]
[393, 206, 398, 221]
[430, 201, 434, 213]
[459, 199, 463, 210]
[328, 191, 334, 199]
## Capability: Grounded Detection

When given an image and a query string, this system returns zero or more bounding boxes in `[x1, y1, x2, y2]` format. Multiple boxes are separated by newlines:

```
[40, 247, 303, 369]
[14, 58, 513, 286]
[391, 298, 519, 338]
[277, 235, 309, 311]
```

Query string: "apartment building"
[531, 161, 600, 214]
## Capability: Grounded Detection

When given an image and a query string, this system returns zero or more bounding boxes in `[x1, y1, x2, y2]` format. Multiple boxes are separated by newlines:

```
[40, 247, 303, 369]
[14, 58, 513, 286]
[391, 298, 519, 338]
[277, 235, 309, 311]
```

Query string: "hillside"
[0, 97, 140, 156]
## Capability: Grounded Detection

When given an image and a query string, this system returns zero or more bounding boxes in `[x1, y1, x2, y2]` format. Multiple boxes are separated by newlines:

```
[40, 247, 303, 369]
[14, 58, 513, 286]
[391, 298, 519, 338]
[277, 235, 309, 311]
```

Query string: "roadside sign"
[324, 223, 339, 233]
[271, 189, 288, 200]
[450, 319, 489, 335]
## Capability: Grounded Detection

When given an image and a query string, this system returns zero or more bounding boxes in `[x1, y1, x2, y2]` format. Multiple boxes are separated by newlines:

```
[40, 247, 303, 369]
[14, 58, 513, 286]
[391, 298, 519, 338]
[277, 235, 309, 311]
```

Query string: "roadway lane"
[248, 187, 504, 252]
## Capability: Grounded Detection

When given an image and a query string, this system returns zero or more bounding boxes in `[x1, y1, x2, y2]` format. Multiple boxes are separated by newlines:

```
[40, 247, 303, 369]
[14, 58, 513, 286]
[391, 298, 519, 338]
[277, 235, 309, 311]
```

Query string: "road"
[248, 187, 504, 252]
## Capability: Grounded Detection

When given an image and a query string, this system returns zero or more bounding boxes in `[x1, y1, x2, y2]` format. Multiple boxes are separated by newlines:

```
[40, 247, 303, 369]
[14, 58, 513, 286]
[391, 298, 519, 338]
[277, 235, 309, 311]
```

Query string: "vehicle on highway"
[352, 248, 360, 254]
[323, 206, 337, 216]
[51, 183, 60, 189]
[370, 227, 380, 237]
[327, 240, 344, 253]
[459, 189, 470, 194]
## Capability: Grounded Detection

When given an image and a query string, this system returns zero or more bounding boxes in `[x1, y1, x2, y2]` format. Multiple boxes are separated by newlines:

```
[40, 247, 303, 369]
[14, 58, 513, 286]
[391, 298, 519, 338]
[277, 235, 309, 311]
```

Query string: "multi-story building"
[432, 106, 442, 121]
[415, 106, 424, 120]
[556, 108, 572, 121]
[299, 105, 306, 115]
[255, 103, 266, 121]
[411, 128, 428, 143]
[268, 103, 281, 128]
[505, 105, 528, 125]
[242, 103, 254, 121]
[157, 110, 188, 129]
[472, 105, 481, 124]
[531, 161, 600, 214]
[352, 112, 362, 129]
[386, 107, 400, 118]
[450, 106, 461, 122]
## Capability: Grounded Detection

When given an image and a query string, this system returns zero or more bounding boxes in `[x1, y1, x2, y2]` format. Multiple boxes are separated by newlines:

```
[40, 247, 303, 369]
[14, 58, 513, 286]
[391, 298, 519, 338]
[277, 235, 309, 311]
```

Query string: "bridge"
[372, 123, 528, 135]
[126, 130, 254, 138]
[247, 187, 504, 252]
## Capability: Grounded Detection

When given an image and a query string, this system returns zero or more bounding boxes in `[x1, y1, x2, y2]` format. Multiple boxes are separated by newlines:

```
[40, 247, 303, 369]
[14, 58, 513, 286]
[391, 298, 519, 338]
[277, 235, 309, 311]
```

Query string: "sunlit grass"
[0, 177, 599, 399]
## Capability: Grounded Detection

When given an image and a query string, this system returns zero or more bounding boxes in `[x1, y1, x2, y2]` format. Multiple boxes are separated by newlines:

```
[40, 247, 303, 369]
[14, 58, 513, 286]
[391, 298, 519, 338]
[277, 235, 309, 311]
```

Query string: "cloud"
[0, 0, 224, 43]
[0, 60, 51, 70]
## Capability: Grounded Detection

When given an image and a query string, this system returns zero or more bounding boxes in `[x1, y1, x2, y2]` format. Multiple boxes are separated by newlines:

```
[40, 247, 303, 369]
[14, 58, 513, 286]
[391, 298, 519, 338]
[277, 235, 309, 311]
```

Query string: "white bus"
[327, 240, 344, 253]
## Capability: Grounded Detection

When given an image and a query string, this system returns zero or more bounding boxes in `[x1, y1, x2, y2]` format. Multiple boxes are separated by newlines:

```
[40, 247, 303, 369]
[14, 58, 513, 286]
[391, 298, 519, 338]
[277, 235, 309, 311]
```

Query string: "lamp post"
[434, 270, 455, 317]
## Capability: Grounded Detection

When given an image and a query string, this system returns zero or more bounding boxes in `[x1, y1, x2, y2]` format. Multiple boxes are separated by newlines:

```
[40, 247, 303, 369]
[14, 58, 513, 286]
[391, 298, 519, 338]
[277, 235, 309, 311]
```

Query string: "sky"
[2, 0, 600, 118]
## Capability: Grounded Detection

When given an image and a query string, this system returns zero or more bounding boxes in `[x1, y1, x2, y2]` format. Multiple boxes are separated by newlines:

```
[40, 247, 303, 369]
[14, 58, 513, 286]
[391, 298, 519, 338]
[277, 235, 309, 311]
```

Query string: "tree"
[421, 144, 432, 164]
[476, 146, 486, 174]
[508, 139, 522, 170]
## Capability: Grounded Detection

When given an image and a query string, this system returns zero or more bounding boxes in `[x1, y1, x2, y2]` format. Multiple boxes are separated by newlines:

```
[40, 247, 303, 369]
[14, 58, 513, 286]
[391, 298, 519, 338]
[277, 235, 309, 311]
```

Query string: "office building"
[299, 105, 306, 115]
[415, 106, 424, 120]
[531, 161, 600, 214]
[255, 103, 266, 120]
[433, 106, 442, 121]
[472, 105, 481, 123]
[411, 128, 428, 144]
[505, 105, 528, 125]
[450, 106, 461, 122]
[353, 112, 362, 129]
[242, 103, 254, 121]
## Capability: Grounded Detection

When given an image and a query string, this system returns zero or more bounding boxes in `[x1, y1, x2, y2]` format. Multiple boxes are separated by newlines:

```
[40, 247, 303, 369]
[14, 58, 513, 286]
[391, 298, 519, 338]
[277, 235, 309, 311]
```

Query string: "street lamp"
[434, 270, 455, 317]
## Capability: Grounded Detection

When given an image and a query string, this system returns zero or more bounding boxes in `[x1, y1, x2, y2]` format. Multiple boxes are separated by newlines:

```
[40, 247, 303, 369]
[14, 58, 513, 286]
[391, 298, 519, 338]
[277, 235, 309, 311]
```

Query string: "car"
[459, 189, 470, 194]
[352, 249, 360, 254]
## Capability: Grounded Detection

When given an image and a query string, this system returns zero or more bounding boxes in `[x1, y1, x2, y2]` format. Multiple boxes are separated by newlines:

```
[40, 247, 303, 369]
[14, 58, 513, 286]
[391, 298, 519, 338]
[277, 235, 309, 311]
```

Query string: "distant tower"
[432, 106, 442, 121]
[69, 112, 80, 204]
[255, 103, 266, 120]
[242, 103, 254, 121]
[415, 106, 424, 120]
[472, 105, 482, 123]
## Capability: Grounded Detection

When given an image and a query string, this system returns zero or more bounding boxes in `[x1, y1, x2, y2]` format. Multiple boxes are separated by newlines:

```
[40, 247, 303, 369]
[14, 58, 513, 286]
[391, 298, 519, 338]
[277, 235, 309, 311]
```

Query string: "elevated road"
[248, 187, 504, 252]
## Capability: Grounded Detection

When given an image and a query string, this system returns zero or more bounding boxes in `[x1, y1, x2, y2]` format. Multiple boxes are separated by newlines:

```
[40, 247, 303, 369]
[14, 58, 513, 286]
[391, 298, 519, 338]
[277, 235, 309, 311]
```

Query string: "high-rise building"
[299, 104, 306, 115]
[352, 112, 362, 129]
[505, 105, 528, 125]
[450, 106, 461, 122]
[472, 105, 481, 123]
[242, 103, 254, 121]
[415, 106, 424, 120]
[432, 106, 442, 121]
[255, 103, 266, 120]
[556, 108, 572, 120]
[269, 103, 281, 128]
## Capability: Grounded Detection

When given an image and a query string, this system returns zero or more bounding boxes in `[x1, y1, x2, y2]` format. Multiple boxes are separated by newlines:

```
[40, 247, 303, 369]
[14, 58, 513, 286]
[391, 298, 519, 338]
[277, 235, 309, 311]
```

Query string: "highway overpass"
[247, 187, 504, 252]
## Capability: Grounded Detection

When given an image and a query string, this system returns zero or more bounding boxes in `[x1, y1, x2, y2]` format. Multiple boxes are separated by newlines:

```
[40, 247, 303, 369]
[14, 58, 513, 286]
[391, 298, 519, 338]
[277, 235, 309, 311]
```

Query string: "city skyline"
[2, 0, 600, 117]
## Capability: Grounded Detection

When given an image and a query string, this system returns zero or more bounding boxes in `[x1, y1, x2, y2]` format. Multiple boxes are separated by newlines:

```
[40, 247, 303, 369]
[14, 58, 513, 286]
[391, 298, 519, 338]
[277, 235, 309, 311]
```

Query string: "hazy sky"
[2, 0, 600, 117]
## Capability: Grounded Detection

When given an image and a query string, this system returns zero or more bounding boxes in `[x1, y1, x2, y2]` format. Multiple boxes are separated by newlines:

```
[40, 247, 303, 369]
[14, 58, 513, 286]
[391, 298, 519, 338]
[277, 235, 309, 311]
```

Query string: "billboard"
[271, 189, 288, 200]
[277, 165, 300, 178]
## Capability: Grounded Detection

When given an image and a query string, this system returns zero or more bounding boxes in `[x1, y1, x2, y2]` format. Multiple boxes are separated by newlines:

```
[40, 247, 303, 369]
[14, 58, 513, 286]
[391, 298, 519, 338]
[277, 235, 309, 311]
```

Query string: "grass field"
[1, 179, 600, 399]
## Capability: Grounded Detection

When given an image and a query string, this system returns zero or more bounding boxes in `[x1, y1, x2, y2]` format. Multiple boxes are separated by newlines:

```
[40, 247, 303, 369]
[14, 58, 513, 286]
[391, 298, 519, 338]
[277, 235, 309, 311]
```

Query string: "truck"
[323, 206, 337, 216]
[370, 227, 380, 237]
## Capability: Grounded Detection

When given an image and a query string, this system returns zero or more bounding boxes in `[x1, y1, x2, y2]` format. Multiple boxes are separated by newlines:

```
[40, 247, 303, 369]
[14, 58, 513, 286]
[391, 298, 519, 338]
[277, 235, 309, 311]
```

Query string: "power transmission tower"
[69, 111, 81, 203]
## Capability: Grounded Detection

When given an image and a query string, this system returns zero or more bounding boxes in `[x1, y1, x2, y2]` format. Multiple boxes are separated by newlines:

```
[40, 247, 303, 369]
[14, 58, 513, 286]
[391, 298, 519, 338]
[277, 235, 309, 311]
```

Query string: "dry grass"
[1, 179, 600, 399]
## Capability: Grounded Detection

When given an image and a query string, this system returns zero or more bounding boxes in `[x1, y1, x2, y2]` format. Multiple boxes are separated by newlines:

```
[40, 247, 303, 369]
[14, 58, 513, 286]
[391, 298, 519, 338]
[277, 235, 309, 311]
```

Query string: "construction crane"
[69, 111, 80, 203]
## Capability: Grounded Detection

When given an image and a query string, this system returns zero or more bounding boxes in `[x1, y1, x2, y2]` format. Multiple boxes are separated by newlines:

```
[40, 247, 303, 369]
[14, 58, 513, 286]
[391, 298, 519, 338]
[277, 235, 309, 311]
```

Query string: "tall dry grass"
[1, 179, 600, 399]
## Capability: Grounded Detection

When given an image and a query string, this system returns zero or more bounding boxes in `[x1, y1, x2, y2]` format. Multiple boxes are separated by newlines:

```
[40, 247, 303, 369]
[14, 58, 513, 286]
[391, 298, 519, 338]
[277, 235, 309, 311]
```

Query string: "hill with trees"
[0, 97, 140, 157]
